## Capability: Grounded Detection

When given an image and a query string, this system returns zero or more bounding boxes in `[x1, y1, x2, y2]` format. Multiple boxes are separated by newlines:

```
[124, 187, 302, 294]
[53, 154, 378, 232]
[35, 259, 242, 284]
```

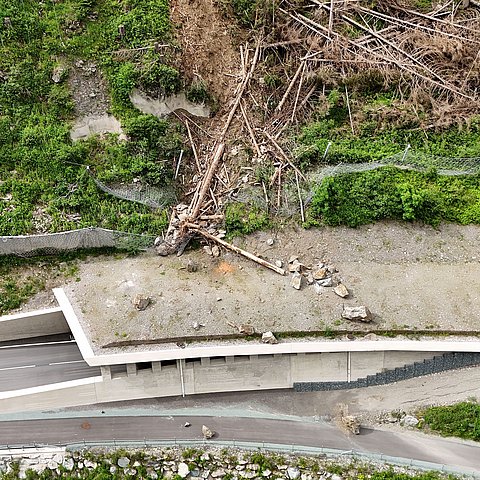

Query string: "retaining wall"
[294, 352, 480, 391]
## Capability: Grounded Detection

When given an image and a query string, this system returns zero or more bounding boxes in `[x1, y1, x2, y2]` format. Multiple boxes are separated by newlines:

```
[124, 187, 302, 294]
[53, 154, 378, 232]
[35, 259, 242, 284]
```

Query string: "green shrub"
[225, 202, 271, 237]
[422, 401, 480, 441]
[307, 167, 480, 228]
[140, 62, 181, 95]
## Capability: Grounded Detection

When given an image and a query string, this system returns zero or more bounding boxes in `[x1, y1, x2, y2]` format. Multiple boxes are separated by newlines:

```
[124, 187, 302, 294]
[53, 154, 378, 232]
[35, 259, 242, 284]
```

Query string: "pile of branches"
[157, 0, 480, 273]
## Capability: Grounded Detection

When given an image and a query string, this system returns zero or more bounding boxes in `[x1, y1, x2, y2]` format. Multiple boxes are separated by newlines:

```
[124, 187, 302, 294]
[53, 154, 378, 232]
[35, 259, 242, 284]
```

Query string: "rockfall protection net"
[87, 168, 177, 209]
[232, 150, 480, 216]
[0, 228, 156, 257]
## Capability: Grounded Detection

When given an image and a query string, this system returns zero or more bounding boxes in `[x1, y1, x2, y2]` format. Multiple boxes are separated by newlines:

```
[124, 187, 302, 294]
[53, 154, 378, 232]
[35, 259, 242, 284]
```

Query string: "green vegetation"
[0, 0, 183, 237]
[225, 202, 271, 237]
[307, 166, 480, 228]
[421, 401, 480, 441]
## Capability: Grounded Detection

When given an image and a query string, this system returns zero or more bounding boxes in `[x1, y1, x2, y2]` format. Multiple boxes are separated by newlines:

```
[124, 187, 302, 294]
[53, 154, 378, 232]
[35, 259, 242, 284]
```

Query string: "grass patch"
[225, 202, 271, 237]
[421, 401, 480, 441]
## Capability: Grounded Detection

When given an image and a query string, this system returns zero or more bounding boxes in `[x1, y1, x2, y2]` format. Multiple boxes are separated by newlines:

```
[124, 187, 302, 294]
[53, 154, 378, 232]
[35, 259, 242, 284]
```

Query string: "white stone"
[287, 467, 300, 479]
[118, 457, 130, 468]
[178, 462, 190, 478]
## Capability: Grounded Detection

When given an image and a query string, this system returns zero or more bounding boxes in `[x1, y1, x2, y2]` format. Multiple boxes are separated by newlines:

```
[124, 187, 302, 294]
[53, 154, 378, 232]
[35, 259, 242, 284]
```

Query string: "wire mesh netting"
[0, 228, 156, 257]
[232, 150, 480, 216]
[88, 169, 177, 209]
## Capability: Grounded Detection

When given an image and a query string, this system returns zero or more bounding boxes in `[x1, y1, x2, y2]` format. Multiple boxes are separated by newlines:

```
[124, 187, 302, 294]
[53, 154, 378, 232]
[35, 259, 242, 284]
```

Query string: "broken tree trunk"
[186, 223, 286, 275]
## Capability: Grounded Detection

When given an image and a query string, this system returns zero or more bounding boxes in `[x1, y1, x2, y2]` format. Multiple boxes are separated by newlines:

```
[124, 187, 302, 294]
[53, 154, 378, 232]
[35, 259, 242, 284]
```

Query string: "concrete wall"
[0, 351, 444, 413]
[0, 308, 69, 342]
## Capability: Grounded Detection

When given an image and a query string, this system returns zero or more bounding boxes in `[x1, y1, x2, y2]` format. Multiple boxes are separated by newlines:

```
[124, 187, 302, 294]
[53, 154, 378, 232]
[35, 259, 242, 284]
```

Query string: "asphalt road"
[0, 340, 100, 391]
[0, 415, 478, 472]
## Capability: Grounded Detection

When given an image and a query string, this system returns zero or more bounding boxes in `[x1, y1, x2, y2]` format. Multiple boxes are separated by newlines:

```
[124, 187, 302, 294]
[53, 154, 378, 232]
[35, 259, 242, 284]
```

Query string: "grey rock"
[52, 453, 63, 465]
[290, 271, 302, 290]
[200, 453, 210, 461]
[239, 324, 255, 335]
[275, 260, 283, 268]
[125, 468, 137, 476]
[289, 259, 304, 273]
[261, 331, 278, 344]
[84, 460, 97, 469]
[47, 460, 58, 470]
[187, 260, 198, 273]
[331, 475, 343, 480]
[341, 305, 373, 322]
[211, 245, 220, 257]
[211, 468, 226, 478]
[117, 457, 130, 468]
[313, 268, 328, 280]
[314, 283, 327, 294]
[287, 467, 300, 479]
[132, 294, 151, 311]
[202, 424, 215, 439]
[201, 469, 210, 478]
[63, 458, 75, 471]
[110, 466, 117, 474]
[52, 66, 66, 83]
[203, 245, 213, 256]
[267, 238, 274, 246]
[316, 277, 333, 287]
[262, 469, 272, 477]
[243, 472, 256, 479]
[333, 283, 349, 298]
[178, 462, 190, 478]
[402, 415, 419, 427]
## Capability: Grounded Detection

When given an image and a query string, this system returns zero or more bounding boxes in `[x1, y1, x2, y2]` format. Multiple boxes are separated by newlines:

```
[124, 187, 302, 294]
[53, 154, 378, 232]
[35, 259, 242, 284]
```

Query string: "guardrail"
[0, 440, 477, 478]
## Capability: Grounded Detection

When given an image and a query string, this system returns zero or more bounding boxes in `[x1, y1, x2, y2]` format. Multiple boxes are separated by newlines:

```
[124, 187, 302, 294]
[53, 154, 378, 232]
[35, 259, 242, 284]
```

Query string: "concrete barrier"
[0, 308, 69, 342]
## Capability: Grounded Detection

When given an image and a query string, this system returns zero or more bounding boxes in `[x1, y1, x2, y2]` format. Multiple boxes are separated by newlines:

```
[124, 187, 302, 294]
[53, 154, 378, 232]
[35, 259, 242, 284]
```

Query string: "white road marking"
[48, 360, 85, 366]
[0, 340, 75, 350]
[0, 365, 36, 372]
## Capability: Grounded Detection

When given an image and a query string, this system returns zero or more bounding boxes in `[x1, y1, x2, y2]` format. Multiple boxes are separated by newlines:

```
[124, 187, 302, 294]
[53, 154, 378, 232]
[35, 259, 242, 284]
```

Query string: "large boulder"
[341, 305, 373, 322]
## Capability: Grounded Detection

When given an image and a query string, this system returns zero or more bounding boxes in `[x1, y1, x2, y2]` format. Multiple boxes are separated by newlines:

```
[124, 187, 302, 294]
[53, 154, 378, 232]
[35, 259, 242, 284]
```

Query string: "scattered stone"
[288, 255, 298, 263]
[331, 475, 344, 480]
[63, 458, 74, 471]
[363, 333, 378, 341]
[341, 305, 373, 322]
[203, 245, 213, 256]
[132, 294, 151, 311]
[52, 454, 63, 465]
[261, 331, 278, 344]
[211, 245, 220, 257]
[52, 65, 66, 83]
[316, 277, 333, 287]
[187, 260, 198, 273]
[192, 322, 205, 331]
[239, 324, 255, 335]
[290, 271, 302, 290]
[84, 460, 97, 469]
[110, 466, 117, 474]
[47, 460, 58, 470]
[313, 268, 328, 280]
[313, 283, 327, 295]
[184, 422, 191, 427]
[333, 283, 349, 298]
[262, 469, 272, 477]
[401, 415, 419, 427]
[266, 238, 274, 246]
[244, 471, 257, 479]
[287, 467, 300, 479]
[178, 462, 190, 478]
[211, 469, 226, 478]
[117, 457, 130, 468]
[202, 424, 215, 439]
[275, 260, 283, 268]
[289, 259, 304, 273]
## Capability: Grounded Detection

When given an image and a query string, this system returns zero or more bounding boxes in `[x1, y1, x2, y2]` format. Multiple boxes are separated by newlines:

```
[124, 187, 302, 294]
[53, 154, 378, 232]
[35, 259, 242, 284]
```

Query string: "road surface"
[0, 415, 478, 472]
[0, 340, 100, 391]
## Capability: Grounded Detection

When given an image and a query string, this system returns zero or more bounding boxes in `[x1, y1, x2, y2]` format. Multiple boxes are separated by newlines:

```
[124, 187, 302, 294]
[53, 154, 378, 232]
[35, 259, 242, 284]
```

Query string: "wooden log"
[186, 120, 201, 173]
[190, 143, 225, 219]
[186, 223, 286, 275]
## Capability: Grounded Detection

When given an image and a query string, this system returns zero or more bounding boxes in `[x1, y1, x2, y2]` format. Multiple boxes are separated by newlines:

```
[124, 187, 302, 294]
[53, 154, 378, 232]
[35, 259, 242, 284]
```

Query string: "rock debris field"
[60, 222, 480, 352]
